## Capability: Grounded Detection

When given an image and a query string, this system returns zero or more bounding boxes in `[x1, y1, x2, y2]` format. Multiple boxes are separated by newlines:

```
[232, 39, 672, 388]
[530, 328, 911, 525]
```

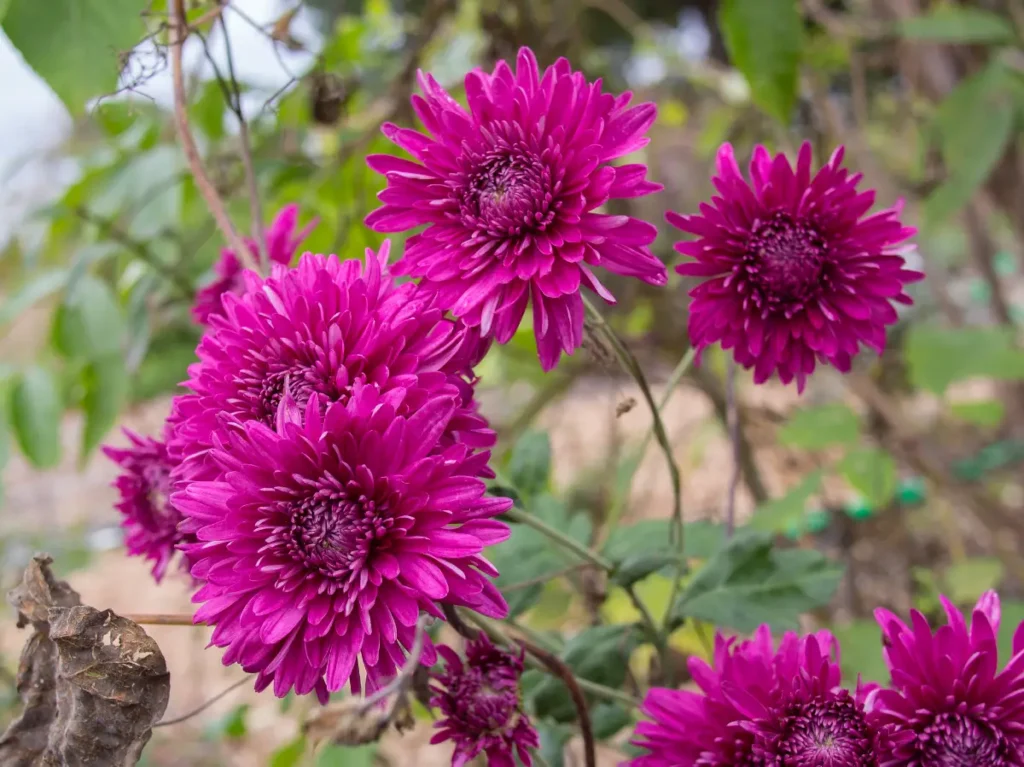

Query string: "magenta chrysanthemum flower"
[628, 626, 888, 766]
[192, 203, 317, 325]
[668, 142, 923, 391]
[868, 591, 1024, 766]
[364, 46, 668, 371]
[173, 389, 511, 702]
[102, 429, 189, 582]
[169, 243, 494, 487]
[431, 633, 539, 767]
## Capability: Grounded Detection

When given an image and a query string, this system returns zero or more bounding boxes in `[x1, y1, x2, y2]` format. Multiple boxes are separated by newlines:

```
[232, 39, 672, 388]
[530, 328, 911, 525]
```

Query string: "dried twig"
[724, 359, 741, 538]
[123, 613, 197, 626]
[169, 0, 256, 272]
[155, 678, 249, 727]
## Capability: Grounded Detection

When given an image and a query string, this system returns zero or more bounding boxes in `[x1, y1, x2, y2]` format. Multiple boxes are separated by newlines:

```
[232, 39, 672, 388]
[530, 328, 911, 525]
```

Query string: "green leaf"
[53, 275, 125, 360]
[2, 0, 148, 114]
[80, 355, 129, 464]
[603, 520, 725, 562]
[749, 470, 823, 534]
[0, 269, 69, 327]
[590, 702, 633, 739]
[536, 723, 572, 767]
[900, 6, 1015, 43]
[905, 325, 1024, 395]
[925, 63, 1016, 226]
[270, 737, 307, 767]
[9, 366, 63, 469]
[778, 404, 860, 450]
[205, 703, 249, 741]
[506, 430, 552, 496]
[528, 625, 640, 722]
[945, 557, 1004, 605]
[839, 448, 897, 509]
[949, 400, 1006, 428]
[998, 601, 1024, 662]
[672, 531, 843, 632]
[719, 0, 803, 123]
[193, 80, 227, 141]
[492, 495, 591, 618]
[316, 744, 377, 767]
[832, 620, 889, 686]
[611, 550, 679, 588]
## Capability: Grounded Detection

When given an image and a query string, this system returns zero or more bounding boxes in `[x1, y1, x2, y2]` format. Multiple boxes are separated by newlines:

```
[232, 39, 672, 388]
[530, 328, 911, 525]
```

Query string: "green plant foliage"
[506, 430, 552, 498]
[831, 620, 889, 686]
[778, 404, 860, 450]
[949, 400, 1006, 428]
[838, 448, 897, 509]
[905, 325, 1024, 395]
[51, 275, 125, 361]
[1, 0, 149, 114]
[9, 366, 63, 469]
[602, 519, 726, 587]
[79, 355, 129, 464]
[749, 470, 823, 534]
[719, 0, 803, 123]
[672, 531, 843, 632]
[899, 6, 1016, 43]
[944, 557, 1005, 605]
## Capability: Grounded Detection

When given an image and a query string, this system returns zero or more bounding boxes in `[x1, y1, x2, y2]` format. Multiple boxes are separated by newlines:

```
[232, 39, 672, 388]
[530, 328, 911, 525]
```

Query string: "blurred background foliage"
[2, 0, 1024, 764]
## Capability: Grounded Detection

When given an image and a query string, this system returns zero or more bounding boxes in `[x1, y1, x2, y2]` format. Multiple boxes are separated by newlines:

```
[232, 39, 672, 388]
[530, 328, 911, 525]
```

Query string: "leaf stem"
[504, 507, 613, 571]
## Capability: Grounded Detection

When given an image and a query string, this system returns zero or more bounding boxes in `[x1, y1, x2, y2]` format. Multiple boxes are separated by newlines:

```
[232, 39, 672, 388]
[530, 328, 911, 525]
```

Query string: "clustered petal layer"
[102, 429, 189, 582]
[431, 633, 539, 767]
[365, 46, 668, 370]
[868, 590, 1024, 766]
[175, 390, 511, 702]
[192, 203, 317, 325]
[668, 142, 923, 391]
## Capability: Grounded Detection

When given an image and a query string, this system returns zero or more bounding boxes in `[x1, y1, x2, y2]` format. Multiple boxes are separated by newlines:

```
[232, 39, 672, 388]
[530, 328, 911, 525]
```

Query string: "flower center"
[745, 212, 827, 303]
[258, 366, 342, 423]
[286, 493, 387, 580]
[457, 134, 559, 238]
[772, 693, 874, 766]
[920, 713, 1014, 766]
[448, 669, 521, 735]
[139, 462, 175, 532]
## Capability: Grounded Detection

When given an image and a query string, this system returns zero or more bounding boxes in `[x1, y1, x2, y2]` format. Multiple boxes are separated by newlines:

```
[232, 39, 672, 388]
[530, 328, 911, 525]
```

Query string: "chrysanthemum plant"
[6, 2, 1024, 764]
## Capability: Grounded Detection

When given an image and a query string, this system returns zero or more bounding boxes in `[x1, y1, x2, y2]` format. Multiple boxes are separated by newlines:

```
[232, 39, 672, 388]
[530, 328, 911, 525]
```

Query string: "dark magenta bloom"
[365, 46, 668, 371]
[168, 243, 494, 487]
[192, 203, 317, 325]
[869, 591, 1024, 766]
[173, 390, 511, 702]
[102, 429, 189, 582]
[628, 626, 887, 766]
[431, 633, 539, 767]
[668, 142, 923, 391]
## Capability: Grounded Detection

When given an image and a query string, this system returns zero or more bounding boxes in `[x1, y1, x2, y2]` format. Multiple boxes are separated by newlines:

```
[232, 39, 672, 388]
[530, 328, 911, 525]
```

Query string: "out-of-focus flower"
[430, 633, 539, 767]
[668, 142, 923, 391]
[192, 203, 317, 325]
[102, 429, 189, 582]
[174, 390, 511, 702]
[869, 591, 1024, 766]
[365, 47, 667, 371]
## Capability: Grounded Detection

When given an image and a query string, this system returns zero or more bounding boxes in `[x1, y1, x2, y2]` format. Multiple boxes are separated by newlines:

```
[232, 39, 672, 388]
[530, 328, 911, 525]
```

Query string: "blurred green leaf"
[270, 737, 307, 767]
[778, 404, 860, 450]
[945, 557, 1004, 605]
[316, 744, 377, 767]
[719, 0, 803, 124]
[925, 62, 1016, 225]
[590, 701, 632, 739]
[80, 355, 128, 464]
[832, 620, 889, 686]
[905, 325, 1024, 395]
[672, 531, 843, 632]
[999, 601, 1024, 661]
[53, 275, 125, 361]
[749, 470, 823, 534]
[0, 269, 69, 327]
[528, 625, 639, 722]
[536, 723, 572, 767]
[193, 80, 228, 141]
[9, 366, 63, 469]
[603, 519, 725, 563]
[839, 448, 897, 509]
[209, 704, 249, 741]
[90, 146, 185, 239]
[949, 400, 1006, 428]
[1, 0, 148, 113]
[506, 430, 552, 497]
[900, 6, 1015, 43]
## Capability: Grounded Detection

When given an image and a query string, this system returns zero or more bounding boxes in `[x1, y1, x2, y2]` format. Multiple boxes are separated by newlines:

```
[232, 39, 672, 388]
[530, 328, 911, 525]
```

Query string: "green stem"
[582, 296, 684, 553]
[625, 584, 668, 665]
[505, 507, 614, 571]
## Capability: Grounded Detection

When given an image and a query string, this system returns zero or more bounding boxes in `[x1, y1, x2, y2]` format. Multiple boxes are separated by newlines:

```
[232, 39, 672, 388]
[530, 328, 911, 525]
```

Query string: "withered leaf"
[0, 555, 170, 767]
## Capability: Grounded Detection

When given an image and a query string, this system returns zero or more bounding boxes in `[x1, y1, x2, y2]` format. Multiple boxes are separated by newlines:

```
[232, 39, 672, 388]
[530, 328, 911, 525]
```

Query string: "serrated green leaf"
[778, 404, 860, 450]
[9, 366, 63, 469]
[900, 6, 1015, 43]
[905, 324, 1024, 395]
[839, 448, 897, 509]
[949, 400, 1005, 428]
[672, 531, 843, 632]
[80, 355, 128, 464]
[945, 557, 1004, 605]
[506, 430, 552, 497]
[719, 0, 803, 124]
[53, 275, 125, 361]
[749, 470, 823, 534]
[2, 0, 148, 114]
